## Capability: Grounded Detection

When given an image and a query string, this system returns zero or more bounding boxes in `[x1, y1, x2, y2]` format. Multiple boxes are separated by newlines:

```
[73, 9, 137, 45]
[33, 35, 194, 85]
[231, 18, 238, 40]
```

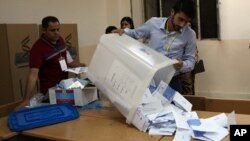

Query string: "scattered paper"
[65, 67, 88, 74]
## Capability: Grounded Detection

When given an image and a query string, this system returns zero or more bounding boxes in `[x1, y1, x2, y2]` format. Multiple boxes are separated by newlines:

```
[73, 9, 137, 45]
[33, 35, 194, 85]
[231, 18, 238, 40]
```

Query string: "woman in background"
[120, 16, 134, 29]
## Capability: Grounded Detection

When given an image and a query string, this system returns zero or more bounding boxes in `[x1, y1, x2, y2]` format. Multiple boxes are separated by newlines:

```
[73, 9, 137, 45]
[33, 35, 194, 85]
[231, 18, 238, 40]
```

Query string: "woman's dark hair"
[120, 16, 134, 29]
[105, 25, 117, 34]
[42, 16, 59, 29]
[173, 0, 196, 20]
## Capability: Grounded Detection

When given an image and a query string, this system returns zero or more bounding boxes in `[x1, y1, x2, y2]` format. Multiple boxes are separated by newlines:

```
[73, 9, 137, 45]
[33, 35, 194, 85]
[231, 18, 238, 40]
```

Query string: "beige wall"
[196, 40, 250, 99]
[0, 0, 250, 100]
[219, 0, 250, 40]
[0, 0, 131, 47]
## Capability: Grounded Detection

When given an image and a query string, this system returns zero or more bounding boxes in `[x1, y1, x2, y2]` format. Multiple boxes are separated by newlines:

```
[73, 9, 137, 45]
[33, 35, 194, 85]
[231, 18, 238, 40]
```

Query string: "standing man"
[17, 16, 85, 109]
[114, 0, 197, 94]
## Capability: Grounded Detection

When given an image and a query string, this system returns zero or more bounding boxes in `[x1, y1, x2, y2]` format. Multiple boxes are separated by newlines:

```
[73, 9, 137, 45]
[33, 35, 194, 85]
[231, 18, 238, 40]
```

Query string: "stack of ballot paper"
[58, 78, 89, 89]
[131, 80, 235, 141]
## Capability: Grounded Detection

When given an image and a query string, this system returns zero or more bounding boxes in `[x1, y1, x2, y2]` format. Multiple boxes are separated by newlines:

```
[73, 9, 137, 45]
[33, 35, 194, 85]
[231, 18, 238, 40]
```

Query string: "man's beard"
[171, 16, 181, 31]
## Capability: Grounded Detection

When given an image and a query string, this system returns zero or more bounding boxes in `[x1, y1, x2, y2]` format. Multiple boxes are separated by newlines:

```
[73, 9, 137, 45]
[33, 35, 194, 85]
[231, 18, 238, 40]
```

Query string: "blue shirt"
[124, 17, 197, 74]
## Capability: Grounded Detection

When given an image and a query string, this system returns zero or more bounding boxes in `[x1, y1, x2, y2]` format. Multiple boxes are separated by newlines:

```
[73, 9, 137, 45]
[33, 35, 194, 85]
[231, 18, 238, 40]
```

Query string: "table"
[0, 117, 18, 140]
[22, 104, 160, 141]
[1, 101, 248, 141]
[20, 102, 250, 141]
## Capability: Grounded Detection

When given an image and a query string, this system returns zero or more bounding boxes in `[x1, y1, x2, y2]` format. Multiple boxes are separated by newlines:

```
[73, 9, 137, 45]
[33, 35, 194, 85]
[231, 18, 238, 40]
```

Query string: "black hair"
[120, 16, 134, 29]
[105, 25, 117, 34]
[173, 0, 196, 19]
[42, 16, 59, 29]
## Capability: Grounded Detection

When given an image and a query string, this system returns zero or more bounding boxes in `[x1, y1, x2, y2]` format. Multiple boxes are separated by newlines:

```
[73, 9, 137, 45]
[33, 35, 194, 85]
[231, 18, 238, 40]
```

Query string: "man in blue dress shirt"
[114, 0, 197, 94]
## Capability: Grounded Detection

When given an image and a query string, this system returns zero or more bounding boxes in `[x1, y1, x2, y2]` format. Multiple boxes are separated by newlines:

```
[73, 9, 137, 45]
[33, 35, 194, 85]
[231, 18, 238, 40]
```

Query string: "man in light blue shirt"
[114, 0, 197, 94]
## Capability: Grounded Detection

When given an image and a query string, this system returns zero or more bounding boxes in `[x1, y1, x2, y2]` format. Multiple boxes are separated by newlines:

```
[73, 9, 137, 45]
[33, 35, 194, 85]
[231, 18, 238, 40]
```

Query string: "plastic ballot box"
[87, 34, 177, 124]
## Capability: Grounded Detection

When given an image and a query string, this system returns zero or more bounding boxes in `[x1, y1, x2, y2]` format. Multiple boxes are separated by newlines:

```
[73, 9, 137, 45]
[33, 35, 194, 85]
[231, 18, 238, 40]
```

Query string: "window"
[144, 0, 219, 39]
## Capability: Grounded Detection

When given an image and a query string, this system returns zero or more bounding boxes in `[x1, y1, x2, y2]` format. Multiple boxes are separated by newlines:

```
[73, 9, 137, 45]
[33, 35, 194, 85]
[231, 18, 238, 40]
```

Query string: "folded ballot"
[65, 67, 88, 74]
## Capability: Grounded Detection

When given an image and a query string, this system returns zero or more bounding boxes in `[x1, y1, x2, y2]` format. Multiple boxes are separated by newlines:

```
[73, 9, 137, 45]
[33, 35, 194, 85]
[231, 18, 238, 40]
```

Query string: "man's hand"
[173, 59, 183, 70]
[15, 99, 29, 111]
[14, 68, 39, 111]
[112, 29, 124, 36]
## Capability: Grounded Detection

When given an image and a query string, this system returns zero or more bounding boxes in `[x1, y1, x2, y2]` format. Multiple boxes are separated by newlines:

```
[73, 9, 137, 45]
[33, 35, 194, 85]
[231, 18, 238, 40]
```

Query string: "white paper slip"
[65, 67, 88, 74]
[148, 127, 174, 136]
[173, 111, 190, 130]
[205, 113, 228, 128]
[188, 119, 220, 132]
[162, 85, 176, 101]
[142, 101, 163, 115]
[204, 126, 229, 141]
[173, 92, 192, 112]
[173, 129, 192, 141]
[227, 111, 237, 129]
[152, 80, 168, 96]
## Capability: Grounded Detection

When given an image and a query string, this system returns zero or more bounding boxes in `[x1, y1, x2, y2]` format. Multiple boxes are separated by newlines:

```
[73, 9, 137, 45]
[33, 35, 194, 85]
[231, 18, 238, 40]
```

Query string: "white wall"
[196, 40, 250, 99]
[219, 0, 250, 40]
[195, 0, 250, 99]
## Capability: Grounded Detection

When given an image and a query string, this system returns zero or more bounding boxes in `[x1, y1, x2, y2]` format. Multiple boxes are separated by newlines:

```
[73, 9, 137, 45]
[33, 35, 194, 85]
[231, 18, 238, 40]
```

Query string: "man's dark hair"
[105, 25, 117, 34]
[173, 0, 196, 19]
[42, 16, 59, 29]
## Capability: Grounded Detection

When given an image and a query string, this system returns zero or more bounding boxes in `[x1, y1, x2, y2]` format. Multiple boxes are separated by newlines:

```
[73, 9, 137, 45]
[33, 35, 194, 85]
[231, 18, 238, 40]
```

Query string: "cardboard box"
[0, 24, 39, 104]
[49, 87, 98, 106]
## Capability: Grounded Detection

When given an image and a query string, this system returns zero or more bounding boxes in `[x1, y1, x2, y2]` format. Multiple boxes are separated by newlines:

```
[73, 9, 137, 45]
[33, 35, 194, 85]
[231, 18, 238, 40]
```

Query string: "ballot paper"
[173, 92, 192, 112]
[58, 78, 89, 89]
[173, 111, 190, 130]
[152, 82, 172, 106]
[173, 129, 192, 141]
[129, 79, 233, 141]
[187, 117, 229, 141]
[205, 113, 228, 128]
[227, 111, 237, 129]
[65, 67, 88, 74]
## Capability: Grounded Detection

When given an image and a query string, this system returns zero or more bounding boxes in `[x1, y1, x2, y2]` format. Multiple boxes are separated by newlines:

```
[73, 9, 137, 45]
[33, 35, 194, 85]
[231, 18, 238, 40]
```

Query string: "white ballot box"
[87, 34, 177, 124]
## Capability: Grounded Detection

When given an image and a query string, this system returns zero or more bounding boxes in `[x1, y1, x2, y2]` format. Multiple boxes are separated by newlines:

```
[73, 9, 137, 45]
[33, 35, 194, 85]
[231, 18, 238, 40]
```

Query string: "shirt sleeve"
[124, 18, 154, 39]
[179, 30, 197, 73]
[29, 43, 43, 68]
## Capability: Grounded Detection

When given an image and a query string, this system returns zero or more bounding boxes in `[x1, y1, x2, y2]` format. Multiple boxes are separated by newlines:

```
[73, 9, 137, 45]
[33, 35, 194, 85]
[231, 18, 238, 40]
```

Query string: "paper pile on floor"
[131, 80, 235, 141]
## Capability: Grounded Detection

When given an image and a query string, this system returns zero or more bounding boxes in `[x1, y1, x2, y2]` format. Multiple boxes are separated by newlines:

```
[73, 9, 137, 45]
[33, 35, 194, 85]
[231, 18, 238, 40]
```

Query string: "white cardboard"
[49, 87, 98, 106]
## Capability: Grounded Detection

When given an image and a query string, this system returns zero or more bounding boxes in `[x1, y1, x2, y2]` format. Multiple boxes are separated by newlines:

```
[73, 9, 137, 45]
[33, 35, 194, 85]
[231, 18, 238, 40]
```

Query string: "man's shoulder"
[147, 17, 167, 26]
[32, 38, 43, 48]
[183, 26, 196, 36]
[149, 17, 167, 21]
[58, 36, 65, 43]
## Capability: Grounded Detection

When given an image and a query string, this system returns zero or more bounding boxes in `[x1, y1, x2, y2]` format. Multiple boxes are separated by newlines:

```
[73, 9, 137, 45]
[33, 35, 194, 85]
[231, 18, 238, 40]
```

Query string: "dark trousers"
[169, 72, 195, 95]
